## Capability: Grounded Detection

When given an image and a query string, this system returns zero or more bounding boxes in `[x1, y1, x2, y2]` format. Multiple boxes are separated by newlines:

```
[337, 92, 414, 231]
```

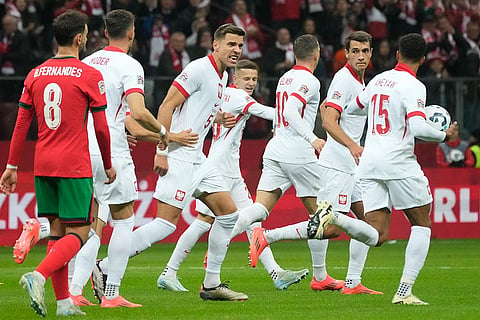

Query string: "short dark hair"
[345, 31, 372, 51]
[293, 34, 319, 60]
[398, 33, 426, 62]
[104, 9, 135, 39]
[235, 59, 259, 74]
[213, 23, 245, 41]
[52, 10, 88, 46]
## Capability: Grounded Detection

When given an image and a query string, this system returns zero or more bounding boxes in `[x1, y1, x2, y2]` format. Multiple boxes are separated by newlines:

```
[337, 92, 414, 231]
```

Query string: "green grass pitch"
[1, 239, 479, 319]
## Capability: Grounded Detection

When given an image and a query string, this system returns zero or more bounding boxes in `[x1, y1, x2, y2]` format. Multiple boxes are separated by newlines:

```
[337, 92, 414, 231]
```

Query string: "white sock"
[231, 203, 268, 238]
[39, 222, 50, 240]
[56, 297, 73, 308]
[345, 239, 369, 288]
[164, 219, 211, 277]
[247, 222, 280, 273]
[69, 233, 101, 296]
[130, 217, 177, 256]
[104, 283, 119, 300]
[68, 255, 75, 287]
[308, 239, 328, 281]
[105, 215, 135, 287]
[396, 226, 431, 296]
[204, 211, 238, 288]
[264, 221, 308, 244]
[332, 213, 379, 246]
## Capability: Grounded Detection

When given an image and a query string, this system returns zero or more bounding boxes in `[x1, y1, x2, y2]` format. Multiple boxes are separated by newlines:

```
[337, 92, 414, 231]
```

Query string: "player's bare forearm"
[125, 116, 161, 142]
[127, 92, 163, 134]
[0, 169, 17, 195]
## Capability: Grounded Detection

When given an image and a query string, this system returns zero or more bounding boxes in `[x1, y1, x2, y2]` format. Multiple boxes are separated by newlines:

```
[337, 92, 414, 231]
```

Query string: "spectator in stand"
[421, 52, 454, 107]
[0, 14, 32, 76]
[173, 0, 208, 38]
[158, 0, 177, 31]
[316, 0, 345, 54]
[225, 0, 264, 62]
[421, 14, 446, 61]
[263, 27, 294, 104]
[460, 20, 480, 76]
[154, 31, 191, 109]
[188, 26, 212, 60]
[469, 128, 480, 168]
[147, 14, 170, 75]
[270, 0, 301, 36]
[364, 0, 388, 45]
[349, 0, 368, 33]
[371, 38, 396, 74]
[297, 17, 328, 78]
[445, 0, 470, 32]
[436, 14, 468, 76]
[436, 127, 475, 167]
[386, 0, 420, 40]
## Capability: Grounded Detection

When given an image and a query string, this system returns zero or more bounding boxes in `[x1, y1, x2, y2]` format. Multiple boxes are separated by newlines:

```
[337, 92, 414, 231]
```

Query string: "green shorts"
[35, 176, 94, 223]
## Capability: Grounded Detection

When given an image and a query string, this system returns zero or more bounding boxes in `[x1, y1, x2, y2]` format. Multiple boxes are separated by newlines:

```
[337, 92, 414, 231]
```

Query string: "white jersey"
[206, 85, 274, 178]
[264, 65, 321, 164]
[354, 63, 427, 179]
[168, 54, 228, 163]
[84, 46, 144, 158]
[319, 64, 367, 173]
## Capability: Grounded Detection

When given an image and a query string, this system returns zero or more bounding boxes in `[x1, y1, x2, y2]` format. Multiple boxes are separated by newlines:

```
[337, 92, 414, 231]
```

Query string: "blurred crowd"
[0, 0, 479, 138]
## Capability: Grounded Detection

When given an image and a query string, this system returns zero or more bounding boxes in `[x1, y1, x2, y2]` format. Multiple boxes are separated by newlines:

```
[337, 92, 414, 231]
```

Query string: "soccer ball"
[425, 105, 451, 132]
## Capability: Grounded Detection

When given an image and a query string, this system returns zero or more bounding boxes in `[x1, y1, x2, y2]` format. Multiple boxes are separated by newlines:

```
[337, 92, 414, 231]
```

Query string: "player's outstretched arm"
[127, 92, 166, 136]
[408, 115, 449, 142]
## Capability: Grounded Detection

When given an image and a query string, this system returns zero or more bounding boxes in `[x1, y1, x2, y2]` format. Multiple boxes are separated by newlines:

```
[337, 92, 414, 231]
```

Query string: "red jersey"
[14, 57, 107, 177]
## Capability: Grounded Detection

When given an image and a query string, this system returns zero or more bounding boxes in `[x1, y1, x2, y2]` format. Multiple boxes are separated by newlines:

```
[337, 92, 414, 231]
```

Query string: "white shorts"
[97, 203, 110, 223]
[361, 175, 433, 213]
[351, 181, 363, 204]
[153, 157, 229, 210]
[91, 155, 138, 205]
[317, 167, 355, 213]
[196, 176, 253, 218]
[257, 159, 320, 197]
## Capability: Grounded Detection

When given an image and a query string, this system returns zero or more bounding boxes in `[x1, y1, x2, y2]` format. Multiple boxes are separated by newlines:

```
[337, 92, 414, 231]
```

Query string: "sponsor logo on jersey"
[417, 99, 425, 108]
[179, 72, 188, 82]
[332, 90, 342, 100]
[299, 84, 309, 95]
[175, 190, 186, 201]
[98, 80, 105, 94]
[338, 194, 347, 205]
[137, 75, 144, 85]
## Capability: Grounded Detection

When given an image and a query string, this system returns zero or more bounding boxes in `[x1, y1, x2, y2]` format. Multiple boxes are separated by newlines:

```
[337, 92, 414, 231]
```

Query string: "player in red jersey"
[0, 10, 115, 317]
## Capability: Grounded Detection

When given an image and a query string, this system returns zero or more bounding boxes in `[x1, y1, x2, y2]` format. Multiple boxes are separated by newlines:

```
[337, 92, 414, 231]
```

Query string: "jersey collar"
[229, 83, 237, 88]
[103, 46, 127, 53]
[292, 65, 312, 74]
[345, 63, 364, 85]
[208, 54, 223, 79]
[394, 63, 416, 78]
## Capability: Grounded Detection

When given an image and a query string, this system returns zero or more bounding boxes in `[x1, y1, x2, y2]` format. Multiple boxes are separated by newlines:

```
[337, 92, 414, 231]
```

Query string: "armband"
[6, 164, 18, 170]
[156, 144, 168, 156]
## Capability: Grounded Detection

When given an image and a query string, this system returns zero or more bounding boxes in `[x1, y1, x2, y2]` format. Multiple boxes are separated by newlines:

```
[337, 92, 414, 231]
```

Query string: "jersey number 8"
[43, 82, 62, 130]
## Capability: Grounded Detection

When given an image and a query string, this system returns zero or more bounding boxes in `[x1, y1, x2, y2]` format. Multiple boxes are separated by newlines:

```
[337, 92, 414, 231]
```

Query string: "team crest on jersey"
[338, 194, 348, 205]
[332, 91, 342, 100]
[175, 190, 186, 201]
[98, 80, 105, 94]
[417, 99, 425, 108]
[298, 84, 309, 95]
[137, 75, 144, 85]
[218, 83, 223, 99]
[179, 72, 188, 82]
[245, 95, 254, 103]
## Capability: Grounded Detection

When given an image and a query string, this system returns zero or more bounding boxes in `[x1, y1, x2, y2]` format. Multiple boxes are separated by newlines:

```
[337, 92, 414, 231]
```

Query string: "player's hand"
[127, 134, 137, 151]
[171, 129, 199, 147]
[349, 144, 364, 165]
[220, 112, 236, 128]
[0, 169, 17, 195]
[444, 121, 459, 142]
[311, 138, 326, 153]
[104, 167, 116, 184]
[153, 154, 168, 176]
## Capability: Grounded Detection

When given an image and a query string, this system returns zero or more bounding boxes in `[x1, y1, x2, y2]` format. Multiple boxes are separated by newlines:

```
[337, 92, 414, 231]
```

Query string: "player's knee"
[322, 225, 343, 239]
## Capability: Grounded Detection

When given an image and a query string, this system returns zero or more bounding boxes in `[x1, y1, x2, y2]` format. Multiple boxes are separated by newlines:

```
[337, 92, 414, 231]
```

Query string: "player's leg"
[199, 189, 247, 301]
[390, 176, 432, 305]
[342, 199, 383, 295]
[69, 203, 108, 305]
[13, 218, 50, 264]
[158, 212, 214, 292]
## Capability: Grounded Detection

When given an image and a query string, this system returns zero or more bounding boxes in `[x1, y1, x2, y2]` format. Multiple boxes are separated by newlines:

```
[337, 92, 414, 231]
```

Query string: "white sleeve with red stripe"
[245, 102, 275, 121]
[171, 62, 201, 98]
[344, 91, 368, 116]
[124, 59, 145, 96]
[408, 116, 446, 142]
[283, 92, 317, 144]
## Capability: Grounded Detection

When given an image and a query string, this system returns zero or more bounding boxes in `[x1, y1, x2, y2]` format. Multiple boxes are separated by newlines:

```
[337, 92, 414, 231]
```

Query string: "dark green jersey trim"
[50, 56, 76, 60]
[19, 102, 32, 110]
[90, 105, 107, 112]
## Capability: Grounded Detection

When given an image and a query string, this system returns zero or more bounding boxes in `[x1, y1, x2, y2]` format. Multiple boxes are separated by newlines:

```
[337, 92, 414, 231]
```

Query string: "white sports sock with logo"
[264, 221, 308, 244]
[231, 203, 268, 238]
[345, 239, 369, 288]
[308, 239, 329, 281]
[69, 233, 101, 296]
[204, 211, 238, 288]
[332, 213, 379, 246]
[165, 219, 212, 277]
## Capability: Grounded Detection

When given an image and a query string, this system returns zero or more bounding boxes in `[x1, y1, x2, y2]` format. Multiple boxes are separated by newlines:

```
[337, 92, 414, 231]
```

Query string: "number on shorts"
[43, 83, 62, 130]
